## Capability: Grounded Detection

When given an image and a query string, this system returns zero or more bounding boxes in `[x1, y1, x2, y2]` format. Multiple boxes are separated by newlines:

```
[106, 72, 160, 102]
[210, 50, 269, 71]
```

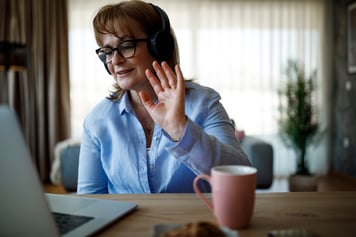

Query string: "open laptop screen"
[0, 106, 137, 237]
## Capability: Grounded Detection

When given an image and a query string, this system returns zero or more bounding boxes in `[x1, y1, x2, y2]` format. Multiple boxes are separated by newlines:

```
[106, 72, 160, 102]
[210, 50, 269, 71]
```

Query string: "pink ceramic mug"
[193, 165, 257, 229]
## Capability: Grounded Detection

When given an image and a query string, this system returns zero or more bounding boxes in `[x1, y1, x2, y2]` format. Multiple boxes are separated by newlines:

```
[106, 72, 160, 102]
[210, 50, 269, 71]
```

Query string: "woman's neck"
[129, 88, 156, 108]
[129, 90, 155, 148]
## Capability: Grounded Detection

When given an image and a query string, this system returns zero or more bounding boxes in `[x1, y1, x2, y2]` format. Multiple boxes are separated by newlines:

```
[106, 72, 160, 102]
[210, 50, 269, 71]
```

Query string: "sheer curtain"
[68, 0, 331, 176]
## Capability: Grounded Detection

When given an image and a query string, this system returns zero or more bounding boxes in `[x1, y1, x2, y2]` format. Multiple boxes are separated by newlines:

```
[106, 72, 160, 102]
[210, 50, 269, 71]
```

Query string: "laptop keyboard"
[53, 212, 94, 235]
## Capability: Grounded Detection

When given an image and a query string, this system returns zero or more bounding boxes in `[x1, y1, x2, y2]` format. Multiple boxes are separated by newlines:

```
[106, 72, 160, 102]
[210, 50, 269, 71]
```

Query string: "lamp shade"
[0, 41, 28, 72]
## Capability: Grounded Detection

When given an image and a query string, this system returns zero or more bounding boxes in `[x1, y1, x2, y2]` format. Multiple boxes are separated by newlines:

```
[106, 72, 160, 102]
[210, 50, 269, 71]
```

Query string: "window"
[68, 0, 330, 176]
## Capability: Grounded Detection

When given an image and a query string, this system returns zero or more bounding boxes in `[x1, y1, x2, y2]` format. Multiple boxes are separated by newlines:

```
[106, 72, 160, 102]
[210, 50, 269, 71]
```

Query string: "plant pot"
[288, 174, 318, 192]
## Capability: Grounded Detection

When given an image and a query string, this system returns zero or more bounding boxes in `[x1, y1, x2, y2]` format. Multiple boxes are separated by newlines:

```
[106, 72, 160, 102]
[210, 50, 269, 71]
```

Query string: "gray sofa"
[241, 136, 274, 189]
[52, 136, 273, 192]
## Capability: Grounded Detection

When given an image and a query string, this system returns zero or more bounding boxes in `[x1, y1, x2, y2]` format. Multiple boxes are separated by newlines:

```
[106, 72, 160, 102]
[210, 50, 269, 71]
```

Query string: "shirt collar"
[117, 92, 134, 115]
[117, 91, 158, 115]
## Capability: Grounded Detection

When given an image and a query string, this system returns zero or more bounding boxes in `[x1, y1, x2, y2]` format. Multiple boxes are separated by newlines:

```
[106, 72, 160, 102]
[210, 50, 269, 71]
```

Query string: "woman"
[77, 0, 250, 194]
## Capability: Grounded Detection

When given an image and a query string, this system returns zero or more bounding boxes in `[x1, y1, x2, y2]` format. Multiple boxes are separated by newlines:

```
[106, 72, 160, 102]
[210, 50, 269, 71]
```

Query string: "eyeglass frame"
[95, 38, 149, 63]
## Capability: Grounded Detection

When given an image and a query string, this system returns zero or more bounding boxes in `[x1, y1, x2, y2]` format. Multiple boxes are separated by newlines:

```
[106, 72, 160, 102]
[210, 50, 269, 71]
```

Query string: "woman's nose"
[111, 50, 125, 64]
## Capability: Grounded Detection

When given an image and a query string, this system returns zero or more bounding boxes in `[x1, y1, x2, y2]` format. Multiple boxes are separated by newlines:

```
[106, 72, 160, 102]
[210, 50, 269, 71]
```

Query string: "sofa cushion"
[51, 139, 81, 192]
[241, 136, 274, 189]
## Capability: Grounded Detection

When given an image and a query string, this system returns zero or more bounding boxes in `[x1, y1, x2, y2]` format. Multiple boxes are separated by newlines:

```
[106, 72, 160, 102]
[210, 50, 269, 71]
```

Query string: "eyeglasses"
[95, 38, 149, 63]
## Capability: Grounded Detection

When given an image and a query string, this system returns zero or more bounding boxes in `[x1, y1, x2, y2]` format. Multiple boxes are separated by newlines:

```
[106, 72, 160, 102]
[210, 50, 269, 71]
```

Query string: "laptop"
[0, 105, 137, 237]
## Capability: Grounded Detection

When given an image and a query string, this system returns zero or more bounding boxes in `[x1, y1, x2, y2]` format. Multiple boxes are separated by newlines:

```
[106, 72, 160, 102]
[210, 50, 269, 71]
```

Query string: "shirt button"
[150, 165, 154, 170]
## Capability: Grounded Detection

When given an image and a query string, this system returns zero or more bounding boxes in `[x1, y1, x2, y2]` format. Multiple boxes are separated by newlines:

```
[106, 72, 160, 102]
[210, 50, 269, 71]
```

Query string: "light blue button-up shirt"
[77, 82, 250, 194]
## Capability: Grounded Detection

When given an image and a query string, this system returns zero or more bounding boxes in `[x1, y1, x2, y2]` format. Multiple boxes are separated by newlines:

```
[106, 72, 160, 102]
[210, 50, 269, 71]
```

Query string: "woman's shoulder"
[185, 81, 221, 100]
[84, 98, 119, 124]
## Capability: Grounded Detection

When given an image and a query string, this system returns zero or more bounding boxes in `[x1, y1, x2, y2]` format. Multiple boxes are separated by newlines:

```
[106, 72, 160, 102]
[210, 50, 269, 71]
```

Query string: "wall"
[333, 0, 356, 178]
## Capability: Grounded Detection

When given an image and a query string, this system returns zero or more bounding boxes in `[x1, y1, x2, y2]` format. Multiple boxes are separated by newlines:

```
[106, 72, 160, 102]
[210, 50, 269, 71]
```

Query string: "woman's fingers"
[175, 64, 185, 92]
[150, 61, 178, 90]
[152, 61, 170, 90]
[145, 61, 181, 98]
[145, 68, 163, 94]
[161, 62, 178, 89]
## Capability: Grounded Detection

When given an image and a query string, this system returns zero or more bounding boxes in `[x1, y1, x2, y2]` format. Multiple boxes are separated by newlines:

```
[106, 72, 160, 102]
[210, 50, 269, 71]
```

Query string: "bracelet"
[162, 128, 183, 143]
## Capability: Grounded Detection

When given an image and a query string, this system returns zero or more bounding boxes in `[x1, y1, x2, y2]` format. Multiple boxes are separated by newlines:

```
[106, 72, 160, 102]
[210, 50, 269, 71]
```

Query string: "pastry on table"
[159, 221, 226, 237]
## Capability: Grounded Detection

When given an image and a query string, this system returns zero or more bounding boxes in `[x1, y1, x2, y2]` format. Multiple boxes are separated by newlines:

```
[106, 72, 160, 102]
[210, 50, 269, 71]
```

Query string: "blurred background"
[1, 0, 355, 186]
[68, 0, 331, 177]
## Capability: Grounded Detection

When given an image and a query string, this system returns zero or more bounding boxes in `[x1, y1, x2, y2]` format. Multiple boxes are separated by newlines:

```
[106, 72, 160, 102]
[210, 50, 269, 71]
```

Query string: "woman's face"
[101, 19, 155, 92]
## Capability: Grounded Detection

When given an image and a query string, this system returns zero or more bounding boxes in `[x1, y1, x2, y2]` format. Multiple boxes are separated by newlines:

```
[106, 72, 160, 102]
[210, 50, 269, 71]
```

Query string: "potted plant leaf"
[278, 59, 319, 191]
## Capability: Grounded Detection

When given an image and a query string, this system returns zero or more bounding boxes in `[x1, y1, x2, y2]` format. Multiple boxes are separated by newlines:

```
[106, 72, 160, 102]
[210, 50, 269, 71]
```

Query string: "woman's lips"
[116, 68, 133, 76]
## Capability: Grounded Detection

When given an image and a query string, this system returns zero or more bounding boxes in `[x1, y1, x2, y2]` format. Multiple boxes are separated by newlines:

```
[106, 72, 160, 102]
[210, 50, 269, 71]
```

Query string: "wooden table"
[79, 192, 356, 237]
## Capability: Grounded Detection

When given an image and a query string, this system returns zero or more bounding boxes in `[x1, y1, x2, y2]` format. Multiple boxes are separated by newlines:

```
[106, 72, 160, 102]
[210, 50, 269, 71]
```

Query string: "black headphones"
[100, 3, 174, 75]
[148, 3, 174, 63]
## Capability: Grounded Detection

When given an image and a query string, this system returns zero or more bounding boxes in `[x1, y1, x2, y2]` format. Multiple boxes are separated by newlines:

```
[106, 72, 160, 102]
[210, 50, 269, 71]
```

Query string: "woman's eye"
[120, 42, 134, 50]
[104, 49, 114, 55]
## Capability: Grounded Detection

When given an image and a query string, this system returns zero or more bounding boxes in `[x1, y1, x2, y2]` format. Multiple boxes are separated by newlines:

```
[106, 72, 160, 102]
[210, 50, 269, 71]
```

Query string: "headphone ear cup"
[149, 30, 174, 62]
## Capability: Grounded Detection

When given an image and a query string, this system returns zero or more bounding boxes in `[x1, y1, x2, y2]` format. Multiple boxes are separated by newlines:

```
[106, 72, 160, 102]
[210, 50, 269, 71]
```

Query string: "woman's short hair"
[93, 1, 180, 100]
[93, 0, 179, 69]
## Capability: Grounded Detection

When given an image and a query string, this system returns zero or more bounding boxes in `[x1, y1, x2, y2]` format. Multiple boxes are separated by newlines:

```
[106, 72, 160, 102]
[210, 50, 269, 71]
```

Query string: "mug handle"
[193, 174, 213, 211]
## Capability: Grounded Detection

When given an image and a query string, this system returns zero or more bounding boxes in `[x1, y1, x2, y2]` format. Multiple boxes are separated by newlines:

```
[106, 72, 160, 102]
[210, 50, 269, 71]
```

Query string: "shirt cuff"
[165, 118, 202, 158]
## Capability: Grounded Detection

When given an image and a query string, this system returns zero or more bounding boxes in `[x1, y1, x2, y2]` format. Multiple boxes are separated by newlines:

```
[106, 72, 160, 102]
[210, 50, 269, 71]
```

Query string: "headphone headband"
[148, 3, 174, 63]
[150, 3, 170, 34]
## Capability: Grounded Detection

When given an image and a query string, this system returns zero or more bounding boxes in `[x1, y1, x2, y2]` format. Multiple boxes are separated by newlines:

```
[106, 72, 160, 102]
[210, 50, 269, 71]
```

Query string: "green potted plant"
[278, 59, 319, 191]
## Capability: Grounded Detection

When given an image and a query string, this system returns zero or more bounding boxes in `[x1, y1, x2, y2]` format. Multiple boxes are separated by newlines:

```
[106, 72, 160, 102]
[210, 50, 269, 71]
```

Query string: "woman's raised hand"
[139, 61, 187, 140]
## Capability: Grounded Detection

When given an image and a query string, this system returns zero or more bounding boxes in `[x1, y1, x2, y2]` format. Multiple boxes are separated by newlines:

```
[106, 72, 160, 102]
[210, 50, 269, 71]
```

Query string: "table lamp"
[0, 41, 28, 72]
[0, 41, 28, 105]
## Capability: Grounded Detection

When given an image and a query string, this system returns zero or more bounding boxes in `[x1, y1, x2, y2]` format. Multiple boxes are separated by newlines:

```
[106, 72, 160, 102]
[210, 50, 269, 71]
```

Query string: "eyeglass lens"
[97, 41, 136, 63]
